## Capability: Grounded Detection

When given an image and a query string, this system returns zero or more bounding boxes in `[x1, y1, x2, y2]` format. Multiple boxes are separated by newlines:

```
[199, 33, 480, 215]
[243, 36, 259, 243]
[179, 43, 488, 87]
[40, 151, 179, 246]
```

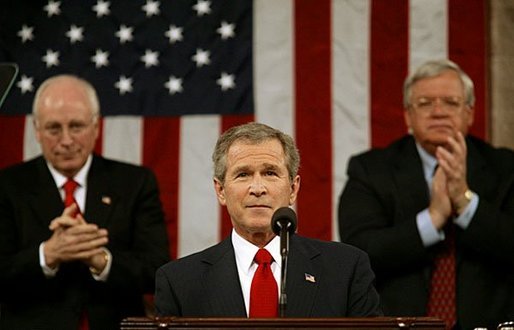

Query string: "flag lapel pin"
[304, 273, 316, 283]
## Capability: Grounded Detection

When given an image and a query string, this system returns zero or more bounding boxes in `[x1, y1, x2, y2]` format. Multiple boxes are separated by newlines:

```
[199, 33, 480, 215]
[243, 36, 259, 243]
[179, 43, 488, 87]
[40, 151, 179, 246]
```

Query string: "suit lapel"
[284, 236, 320, 316]
[85, 156, 115, 227]
[394, 138, 430, 216]
[30, 157, 64, 227]
[201, 238, 247, 317]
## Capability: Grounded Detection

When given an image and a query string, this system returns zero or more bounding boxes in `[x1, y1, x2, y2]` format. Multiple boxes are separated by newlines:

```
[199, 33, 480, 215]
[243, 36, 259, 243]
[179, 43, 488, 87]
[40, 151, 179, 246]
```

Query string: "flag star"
[142, 0, 160, 17]
[42, 49, 60, 68]
[217, 21, 235, 40]
[66, 25, 84, 44]
[17, 25, 34, 43]
[44, 1, 61, 17]
[141, 49, 159, 68]
[192, 0, 211, 16]
[192, 49, 210, 67]
[91, 49, 109, 68]
[165, 25, 183, 44]
[16, 75, 34, 94]
[115, 76, 133, 95]
[165, 76, 183, 95]
[115, 25, 134, 44]
[92, 0, 110, 17]
[216, 72, 235, 91]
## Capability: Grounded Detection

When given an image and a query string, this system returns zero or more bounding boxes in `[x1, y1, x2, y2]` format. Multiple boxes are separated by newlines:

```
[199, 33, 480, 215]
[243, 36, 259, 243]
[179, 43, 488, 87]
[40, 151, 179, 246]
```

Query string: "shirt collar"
[232, 229, 281, 273]
[415, 143, 438, 182]
[47, 155, 93, 189]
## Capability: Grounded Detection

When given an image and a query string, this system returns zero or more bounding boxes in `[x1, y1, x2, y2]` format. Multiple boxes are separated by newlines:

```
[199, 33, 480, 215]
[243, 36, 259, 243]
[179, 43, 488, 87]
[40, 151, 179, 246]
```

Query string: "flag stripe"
[449, 0, 487, 139]
[331, 0, 371, 240]
[294, 0, 333, 240]
[0, 116, 25, 169]
[370, 0, 409, 148]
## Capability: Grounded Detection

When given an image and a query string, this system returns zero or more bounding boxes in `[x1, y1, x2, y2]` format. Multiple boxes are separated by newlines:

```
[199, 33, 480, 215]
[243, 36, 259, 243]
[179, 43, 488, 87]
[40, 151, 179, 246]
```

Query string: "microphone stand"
[278, 222, 291, 317]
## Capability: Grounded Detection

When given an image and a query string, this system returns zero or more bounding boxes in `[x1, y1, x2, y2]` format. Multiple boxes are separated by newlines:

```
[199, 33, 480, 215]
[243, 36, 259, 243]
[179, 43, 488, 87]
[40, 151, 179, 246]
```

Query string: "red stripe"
[219, 114, 254, 240]
[448, 0, 487, 140]
[0, 115, 25, 168]
[94, 118, 104, 155]
[294, 0, 332, 241]
[143, 117, 180, 259]
[370, 0, 409, 148]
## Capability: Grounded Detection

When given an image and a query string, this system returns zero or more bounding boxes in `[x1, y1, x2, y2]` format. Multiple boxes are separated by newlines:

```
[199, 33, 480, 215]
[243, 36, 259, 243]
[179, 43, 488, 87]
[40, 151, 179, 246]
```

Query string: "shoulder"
[292, 235, 368, 261]
[468, 136, 514, 166]
[158, 238, 233, 274]
[0, 156, 45, 186]
[348, 135, 414, 166]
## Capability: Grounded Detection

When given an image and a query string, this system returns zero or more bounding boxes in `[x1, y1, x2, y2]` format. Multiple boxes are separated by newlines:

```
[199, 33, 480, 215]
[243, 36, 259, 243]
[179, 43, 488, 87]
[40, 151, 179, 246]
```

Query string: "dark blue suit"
[155, 234, 381, 317]
[338, 135, 514, 329]
[0, 155, 169, 330]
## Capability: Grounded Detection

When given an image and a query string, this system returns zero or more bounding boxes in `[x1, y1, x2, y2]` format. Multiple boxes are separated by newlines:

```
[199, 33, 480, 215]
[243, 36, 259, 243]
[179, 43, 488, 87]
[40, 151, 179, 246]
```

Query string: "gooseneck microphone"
[271, 207, 297, 317]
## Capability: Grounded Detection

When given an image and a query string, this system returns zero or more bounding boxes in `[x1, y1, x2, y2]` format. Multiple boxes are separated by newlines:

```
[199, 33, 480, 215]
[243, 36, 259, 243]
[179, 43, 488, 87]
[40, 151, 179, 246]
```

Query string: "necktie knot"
[63, 179, 79, 198]
[254, 249, 273, 266]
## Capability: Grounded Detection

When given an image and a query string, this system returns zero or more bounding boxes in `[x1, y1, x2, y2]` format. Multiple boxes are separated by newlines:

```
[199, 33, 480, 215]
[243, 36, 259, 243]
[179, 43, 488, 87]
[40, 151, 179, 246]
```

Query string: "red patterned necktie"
[63, 179, 88, 329]
[63, 179, 80, 218]
[249, 249, 278, 317]
[427, 225, 456, 329]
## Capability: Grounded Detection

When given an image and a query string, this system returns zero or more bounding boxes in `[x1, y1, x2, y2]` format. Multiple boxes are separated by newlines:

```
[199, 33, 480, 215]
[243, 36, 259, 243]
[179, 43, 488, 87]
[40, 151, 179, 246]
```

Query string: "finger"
[49, 217, 80, 230]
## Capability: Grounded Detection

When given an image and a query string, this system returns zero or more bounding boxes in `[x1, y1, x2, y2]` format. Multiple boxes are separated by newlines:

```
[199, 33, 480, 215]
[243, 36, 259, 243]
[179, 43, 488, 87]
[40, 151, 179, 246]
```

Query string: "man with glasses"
[0, 75, 169, 329]
[338, 59, 514, 329]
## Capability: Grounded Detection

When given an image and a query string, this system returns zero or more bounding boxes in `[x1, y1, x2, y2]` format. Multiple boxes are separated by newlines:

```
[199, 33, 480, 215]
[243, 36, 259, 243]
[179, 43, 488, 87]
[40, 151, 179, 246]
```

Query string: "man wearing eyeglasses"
[0, 75, 170, 329]
[338, 59, 514, 329]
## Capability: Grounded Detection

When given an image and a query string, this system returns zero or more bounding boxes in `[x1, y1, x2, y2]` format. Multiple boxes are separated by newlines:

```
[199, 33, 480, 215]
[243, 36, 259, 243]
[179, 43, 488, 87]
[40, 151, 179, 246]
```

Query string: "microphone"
[271, 206, 297, 236]
[270, 207, 297, 317]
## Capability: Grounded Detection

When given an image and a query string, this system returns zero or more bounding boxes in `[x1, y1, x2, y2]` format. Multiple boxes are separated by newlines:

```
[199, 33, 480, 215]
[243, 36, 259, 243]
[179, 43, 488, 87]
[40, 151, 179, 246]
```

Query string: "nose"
[59, 127, 75, 145]
[249, 176, 266, 196]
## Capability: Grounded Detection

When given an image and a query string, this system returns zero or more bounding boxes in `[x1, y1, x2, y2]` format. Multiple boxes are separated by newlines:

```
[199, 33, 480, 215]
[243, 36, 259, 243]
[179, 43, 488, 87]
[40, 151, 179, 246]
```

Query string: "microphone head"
[271, 207, 297, 235]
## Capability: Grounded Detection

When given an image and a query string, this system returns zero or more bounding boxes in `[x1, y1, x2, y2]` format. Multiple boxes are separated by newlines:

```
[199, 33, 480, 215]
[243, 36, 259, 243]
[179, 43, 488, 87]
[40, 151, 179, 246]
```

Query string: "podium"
[121, 317, 445, 329]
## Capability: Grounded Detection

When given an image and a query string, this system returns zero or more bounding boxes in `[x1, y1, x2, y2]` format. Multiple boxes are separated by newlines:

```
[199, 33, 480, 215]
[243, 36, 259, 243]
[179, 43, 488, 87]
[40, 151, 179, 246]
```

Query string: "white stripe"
[332, 0, 371, 241]
[253, 0, 295, 137]
[178, 115, 221, 258]
[102, 116, 142, 165]
[409, 0, 448, 72]
[23, 115, 41, 161]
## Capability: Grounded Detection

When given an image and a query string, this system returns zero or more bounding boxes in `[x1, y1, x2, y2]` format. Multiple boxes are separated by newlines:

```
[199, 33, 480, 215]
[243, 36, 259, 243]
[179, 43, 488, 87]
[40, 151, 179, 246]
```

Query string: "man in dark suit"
[155, 122, 382, 318]
[0, 75, 170, 329]
[338, 59, 514, 329]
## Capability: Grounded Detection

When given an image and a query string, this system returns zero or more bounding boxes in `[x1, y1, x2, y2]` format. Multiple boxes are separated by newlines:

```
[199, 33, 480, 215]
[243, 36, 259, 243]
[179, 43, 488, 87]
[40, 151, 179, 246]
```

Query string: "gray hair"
[212, 122, 300, 183]
[403, 59, 475, 108]
[32, 74, 100, 122]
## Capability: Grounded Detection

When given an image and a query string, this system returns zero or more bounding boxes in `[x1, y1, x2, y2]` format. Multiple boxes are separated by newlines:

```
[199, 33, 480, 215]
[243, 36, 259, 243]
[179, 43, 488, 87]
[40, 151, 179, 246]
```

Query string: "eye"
[265, 170, 277, 176]
[44, 124, 61, 136]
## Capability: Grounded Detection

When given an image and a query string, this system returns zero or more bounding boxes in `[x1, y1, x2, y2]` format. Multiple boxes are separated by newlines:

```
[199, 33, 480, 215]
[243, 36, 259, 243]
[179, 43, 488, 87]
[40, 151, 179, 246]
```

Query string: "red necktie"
[249, 249, 278, 317]
[63, 179, 88, 329]
[427, 225, 456, 329]
[63, 179, 80, 218]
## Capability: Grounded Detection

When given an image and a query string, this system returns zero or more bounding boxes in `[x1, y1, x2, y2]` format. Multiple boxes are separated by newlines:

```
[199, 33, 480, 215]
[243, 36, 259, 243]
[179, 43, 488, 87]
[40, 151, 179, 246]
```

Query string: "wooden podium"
[121, 317, 445, 329]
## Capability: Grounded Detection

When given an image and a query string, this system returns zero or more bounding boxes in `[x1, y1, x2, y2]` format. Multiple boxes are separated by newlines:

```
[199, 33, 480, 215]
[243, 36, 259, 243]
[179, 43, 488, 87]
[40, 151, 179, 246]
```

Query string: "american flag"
[0, 0, 487, 259]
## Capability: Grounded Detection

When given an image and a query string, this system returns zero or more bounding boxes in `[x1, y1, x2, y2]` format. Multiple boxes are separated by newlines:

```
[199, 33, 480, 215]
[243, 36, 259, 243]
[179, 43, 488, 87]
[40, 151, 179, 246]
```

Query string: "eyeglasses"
[410, 96, 467, 114]
[39, 120, 94, 138]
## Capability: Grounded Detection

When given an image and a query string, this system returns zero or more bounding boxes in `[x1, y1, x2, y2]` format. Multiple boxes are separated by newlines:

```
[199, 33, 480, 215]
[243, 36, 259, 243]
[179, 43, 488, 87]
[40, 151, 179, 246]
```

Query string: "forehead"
[226, 139, 285, 167]
[411, 70, 464, 97]
[38, 80, 93, 121]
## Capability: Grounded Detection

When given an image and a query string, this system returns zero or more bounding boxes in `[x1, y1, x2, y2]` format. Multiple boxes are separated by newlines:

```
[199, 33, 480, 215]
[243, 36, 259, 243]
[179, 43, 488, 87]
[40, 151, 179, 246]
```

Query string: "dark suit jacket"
[0, 155, 170, 330]
[155, 234, 382, 317]
[338, 135, 514, 329]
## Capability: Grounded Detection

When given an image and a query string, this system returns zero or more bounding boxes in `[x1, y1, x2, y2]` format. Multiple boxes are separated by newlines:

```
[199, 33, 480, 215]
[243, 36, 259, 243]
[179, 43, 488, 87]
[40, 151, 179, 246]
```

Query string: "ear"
[213, 178, 227, 206]
[289, 175, 301, 205]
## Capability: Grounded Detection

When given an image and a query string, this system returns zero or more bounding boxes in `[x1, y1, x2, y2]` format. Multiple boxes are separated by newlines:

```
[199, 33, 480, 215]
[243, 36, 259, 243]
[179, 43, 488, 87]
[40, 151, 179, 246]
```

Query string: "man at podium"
[155, 122, 382, 317]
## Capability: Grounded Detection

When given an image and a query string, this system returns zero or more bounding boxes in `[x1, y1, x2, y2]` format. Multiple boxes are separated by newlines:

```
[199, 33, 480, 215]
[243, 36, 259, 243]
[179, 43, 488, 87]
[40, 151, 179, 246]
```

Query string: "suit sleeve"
[338, 156, 429, 273]
[154, 266, 181, 316]
[347, 249, 383, 316]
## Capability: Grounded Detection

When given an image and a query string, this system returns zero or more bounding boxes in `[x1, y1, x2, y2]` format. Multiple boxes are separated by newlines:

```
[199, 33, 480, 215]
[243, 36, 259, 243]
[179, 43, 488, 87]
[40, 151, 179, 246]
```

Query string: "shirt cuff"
[39, 242, 59, 278]
[416, 208, 444, 247]
[454, 192, 479, 229]
[91, 248, 112, 282]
